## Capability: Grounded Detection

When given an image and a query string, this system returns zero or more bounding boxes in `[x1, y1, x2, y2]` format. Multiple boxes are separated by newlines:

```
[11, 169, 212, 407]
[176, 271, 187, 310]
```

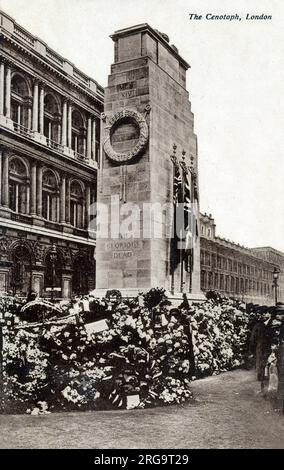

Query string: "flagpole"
[170, 144, 177, 295]
[180, 150, 186, 293]
[189, 169, 193, 293]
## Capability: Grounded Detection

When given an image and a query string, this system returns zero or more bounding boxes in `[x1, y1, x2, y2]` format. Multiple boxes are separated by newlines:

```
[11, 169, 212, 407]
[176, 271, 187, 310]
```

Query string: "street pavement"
[1, 369, 284, 449]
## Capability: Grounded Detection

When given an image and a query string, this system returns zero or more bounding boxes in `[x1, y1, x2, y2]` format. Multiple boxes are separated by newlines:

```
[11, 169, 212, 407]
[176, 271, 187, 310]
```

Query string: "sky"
[1, 0, 284, 251]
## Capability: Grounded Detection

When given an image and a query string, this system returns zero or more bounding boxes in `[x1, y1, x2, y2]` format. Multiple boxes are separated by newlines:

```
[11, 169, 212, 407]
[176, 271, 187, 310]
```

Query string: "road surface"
[1, 369, 284, 449]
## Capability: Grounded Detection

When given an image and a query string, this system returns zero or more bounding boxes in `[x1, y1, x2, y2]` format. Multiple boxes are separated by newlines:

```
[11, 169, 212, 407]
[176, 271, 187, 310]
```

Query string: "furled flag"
[170, 151, 182, 274]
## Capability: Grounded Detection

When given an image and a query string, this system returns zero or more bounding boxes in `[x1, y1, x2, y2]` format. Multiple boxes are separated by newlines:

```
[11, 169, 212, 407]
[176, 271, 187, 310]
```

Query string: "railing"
[74, 151, 89, 163]
[46, 48, 64, 67]
[73, 68, 89, 86]
[46, 138, 64, 152]
[7, 121, 95, 167]
[13, 122, 34, 138]
[13, 26, 34, 46]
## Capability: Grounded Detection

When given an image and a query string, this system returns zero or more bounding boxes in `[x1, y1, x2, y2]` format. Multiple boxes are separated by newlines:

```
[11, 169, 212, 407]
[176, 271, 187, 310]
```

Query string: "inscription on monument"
[119, 90, 137, 99]
[106, 240, 142, 251]
[113, 251, 133, 259]
[106, 240, 142, 260]
[116, 81, 136, 91]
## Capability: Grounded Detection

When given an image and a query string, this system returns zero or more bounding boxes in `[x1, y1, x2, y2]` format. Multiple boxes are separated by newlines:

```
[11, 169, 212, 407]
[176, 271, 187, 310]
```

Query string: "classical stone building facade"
[0, 10, 103, 298]
[1, 10, 282, 304]
[200, 213, 284, 305]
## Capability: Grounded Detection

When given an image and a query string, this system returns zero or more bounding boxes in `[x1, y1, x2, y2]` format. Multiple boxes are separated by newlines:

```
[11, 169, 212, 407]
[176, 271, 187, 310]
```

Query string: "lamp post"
[275, 304, 284, 414]
[273, 267, 280, 306]
[49, 244, 57, 302]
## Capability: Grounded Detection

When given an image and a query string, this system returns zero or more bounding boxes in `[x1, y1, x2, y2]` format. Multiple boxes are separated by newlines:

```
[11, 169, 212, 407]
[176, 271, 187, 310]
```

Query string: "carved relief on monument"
[103, 109, 149, 164]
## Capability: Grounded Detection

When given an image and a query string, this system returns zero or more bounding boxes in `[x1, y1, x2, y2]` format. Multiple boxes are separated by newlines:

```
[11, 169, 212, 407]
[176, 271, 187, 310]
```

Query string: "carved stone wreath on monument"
[103, 109, 149, 164]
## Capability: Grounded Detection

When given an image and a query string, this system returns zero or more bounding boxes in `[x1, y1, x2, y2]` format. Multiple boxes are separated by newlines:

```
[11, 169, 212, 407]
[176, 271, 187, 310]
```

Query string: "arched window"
[71, 110, 86, 157]
[11, 74, 31, 131]
[9, 157, 29, 214]
[70, 181, 85, 228]
[42, 170, 59, 222]
[44, 93, 60, 145]
[10, 244, 32, 295]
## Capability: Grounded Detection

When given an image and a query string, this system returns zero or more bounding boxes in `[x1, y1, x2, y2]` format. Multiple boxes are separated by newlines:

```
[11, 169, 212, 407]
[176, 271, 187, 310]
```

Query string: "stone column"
[67, 102, 72, 148]
[82, 135, 86, 157]
[36, 165, 43, 217]
[32, 81, 39, 132]
[61, 100, 67, 146]
[87, 117, 92, 160]
[30, 161, 37, 215]
[0, 149, 2, 205]
[31, 271, 44, 295]
[60, 174, 66, 223]
[5, 65, 11, 119]
[27, 105, 32, 130]
[65, 177, 71, 224]
[92, 118, 97, 160]
[0, 61, 4, 115]
[85, 185, 91, 229]
[2, 151, 9, 207]
[39, 85, 45, 134]
[26, 184, 30, 214]
[62, 274, 72, 299]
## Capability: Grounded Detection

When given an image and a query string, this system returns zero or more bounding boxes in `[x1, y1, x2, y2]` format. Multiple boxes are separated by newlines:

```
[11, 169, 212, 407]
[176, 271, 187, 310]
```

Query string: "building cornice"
[0, 9, 104, 106]
[201, 235, 279, 268]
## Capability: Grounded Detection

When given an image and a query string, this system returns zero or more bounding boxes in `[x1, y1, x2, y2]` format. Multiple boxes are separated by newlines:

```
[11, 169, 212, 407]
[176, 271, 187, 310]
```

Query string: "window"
[42, 170, 59, 222]
[9, 158, 28, 214]
[225, 275, 230, 292]
[208, 272, 213, 289]
[70, 181, 85, 228]
[236, 278, 239, 294]
[71, 110, 86, 156]
[11, 74, 31, 131]
[44, 93, 61, 144]
[214, 273, 219, 289]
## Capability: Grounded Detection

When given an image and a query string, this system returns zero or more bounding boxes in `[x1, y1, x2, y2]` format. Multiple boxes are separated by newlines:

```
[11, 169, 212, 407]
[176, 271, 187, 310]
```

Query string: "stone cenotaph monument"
[95, 24, 203, 300]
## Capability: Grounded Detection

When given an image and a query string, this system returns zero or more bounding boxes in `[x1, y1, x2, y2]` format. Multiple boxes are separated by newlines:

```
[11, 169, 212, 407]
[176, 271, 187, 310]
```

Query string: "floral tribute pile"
[184, 295, 250, 377]
[1, 289, 194, 413]
[0, 289, 264, 414]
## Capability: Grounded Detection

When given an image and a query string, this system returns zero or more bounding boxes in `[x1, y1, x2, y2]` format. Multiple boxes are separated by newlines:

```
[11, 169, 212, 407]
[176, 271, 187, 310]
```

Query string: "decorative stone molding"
[30, 241, 46, 264]
[103, 109, 149, 164]
[0, 237, 12, 257]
